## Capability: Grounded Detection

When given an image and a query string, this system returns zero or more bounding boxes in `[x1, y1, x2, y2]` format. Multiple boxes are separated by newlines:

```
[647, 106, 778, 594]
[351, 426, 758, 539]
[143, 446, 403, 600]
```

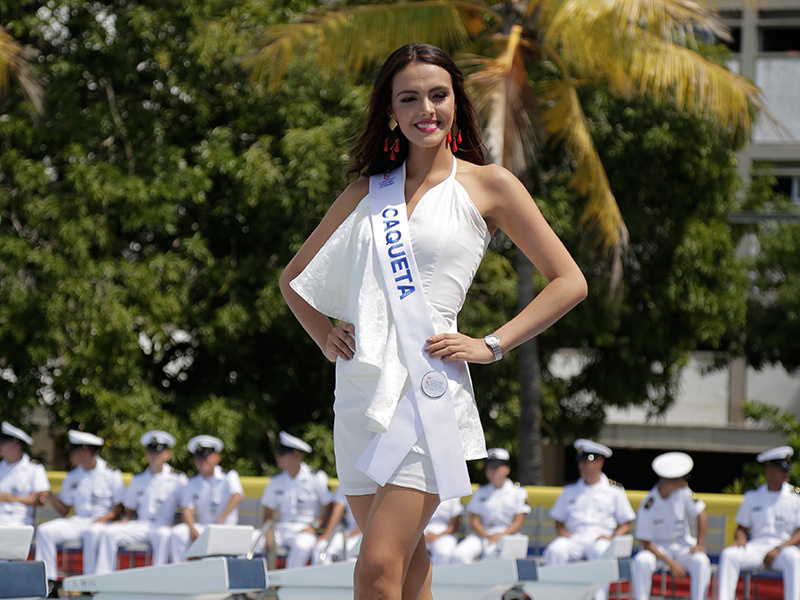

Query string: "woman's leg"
[348, 485, 440, 600]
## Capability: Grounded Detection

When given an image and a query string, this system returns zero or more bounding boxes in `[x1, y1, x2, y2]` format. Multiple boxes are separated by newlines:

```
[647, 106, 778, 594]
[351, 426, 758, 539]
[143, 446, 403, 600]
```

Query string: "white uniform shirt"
[180, 465, 244, 525]
[123, 465, 187, 526]
[425, 497, 463, 535]
[466, 479, 530, 533]
[735, 481, 800, 543]
[636, 484, 706, 545]
[260, 463, 332, 526]
[550, 473, 636, 539]
[0, 453, 51, 525]
[59, 457, 125, 518]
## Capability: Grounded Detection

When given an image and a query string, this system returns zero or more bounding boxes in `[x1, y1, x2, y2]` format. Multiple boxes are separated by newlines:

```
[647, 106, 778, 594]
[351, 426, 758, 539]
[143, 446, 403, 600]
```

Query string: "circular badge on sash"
[421, 370, 448, 398]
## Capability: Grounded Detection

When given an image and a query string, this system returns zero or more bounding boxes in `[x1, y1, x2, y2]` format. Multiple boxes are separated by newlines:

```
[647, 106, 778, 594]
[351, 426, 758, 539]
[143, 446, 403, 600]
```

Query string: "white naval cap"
[1, 421, 34, 446]
[756, 446, 794, 469]
[485, 448, 511, 463]
[574, 439, 613, 461]
[278, 431, 312, 454]
[140, 430, 176, 451]
[188, 435, 224, 455]
[68, 430, 104, 448]
[652, 452, 693, 479]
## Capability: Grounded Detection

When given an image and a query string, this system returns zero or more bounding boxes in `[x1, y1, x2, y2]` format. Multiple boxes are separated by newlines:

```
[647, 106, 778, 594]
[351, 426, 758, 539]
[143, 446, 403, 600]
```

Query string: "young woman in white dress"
[280, 43, 587, 600]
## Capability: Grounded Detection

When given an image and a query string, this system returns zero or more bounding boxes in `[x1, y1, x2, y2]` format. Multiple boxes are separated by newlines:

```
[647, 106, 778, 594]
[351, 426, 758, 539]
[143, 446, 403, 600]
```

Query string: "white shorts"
[334, 397, 438, 496]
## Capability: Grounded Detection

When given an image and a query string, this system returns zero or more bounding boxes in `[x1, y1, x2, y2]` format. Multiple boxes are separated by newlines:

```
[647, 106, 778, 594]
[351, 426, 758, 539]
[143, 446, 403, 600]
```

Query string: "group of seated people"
[3, 420, 800, 600]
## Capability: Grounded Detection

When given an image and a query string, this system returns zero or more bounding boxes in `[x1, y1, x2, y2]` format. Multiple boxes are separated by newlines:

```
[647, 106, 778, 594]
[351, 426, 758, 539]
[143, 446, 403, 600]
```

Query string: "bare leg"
[348, 485, 439, 600]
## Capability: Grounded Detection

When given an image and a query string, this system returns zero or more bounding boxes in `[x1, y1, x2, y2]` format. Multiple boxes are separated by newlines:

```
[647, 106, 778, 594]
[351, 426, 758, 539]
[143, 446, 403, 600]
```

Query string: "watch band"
[484, 334, 502, 362]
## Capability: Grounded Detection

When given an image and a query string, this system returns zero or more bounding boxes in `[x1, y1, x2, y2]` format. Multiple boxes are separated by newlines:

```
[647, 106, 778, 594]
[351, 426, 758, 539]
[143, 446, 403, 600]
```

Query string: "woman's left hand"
[425, 333, 495, 364]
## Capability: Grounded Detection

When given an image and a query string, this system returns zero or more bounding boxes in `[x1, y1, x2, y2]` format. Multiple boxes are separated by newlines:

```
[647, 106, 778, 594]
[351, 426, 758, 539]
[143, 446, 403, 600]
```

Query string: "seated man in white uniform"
[259, 431, 333, 569]
[718, 446, 800, 600]
[424, 496, 463, 566]
[451, 448, 530, 564]
[86, 431, 187, 573]
[543, 439, 635, 600]
[311, 486, 361, 565]
[169, 434, 243, 563]
[35, 430, 125, 588]
[632, 452, 710, 600]
[0, 421, 50, 526]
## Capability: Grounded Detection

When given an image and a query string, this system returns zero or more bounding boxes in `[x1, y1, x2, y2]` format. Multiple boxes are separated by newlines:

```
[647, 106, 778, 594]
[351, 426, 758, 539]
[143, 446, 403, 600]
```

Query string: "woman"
[279, 43, 586, 600]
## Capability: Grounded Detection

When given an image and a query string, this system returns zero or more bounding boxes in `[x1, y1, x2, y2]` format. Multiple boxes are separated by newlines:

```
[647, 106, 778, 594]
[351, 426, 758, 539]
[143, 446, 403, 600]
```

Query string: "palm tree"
[0, 25, 43, 112]
[248, 0, 764, 483]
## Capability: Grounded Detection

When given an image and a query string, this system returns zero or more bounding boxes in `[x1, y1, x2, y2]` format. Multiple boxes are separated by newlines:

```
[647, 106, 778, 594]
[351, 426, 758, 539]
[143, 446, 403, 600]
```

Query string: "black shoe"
[47, 580, 62, 599]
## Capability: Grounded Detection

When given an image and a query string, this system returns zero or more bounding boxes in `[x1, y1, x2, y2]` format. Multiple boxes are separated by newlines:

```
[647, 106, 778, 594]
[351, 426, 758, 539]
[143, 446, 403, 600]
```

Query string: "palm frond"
[543, 0, 729, 44]
[0, 26, 43, 113]
[543, 1, 763, 136]
[247, 1, 498, 90]
[539, 77, 628, 257]
[462, 26, 540, 175]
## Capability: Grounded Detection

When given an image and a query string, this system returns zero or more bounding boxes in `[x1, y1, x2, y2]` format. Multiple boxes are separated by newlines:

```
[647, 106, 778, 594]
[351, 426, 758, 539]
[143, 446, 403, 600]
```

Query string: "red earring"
[449, 118, 461, 154]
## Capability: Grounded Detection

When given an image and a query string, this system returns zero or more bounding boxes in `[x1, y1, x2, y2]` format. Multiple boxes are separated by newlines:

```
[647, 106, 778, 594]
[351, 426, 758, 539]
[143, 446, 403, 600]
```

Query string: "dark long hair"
[346, 43, 486, 179]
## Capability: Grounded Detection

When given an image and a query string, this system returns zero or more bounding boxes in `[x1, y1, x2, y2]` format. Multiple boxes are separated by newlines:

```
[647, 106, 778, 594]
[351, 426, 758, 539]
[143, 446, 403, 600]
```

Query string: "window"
[758, 10, 800, 53]
[717, 10, 742, 53]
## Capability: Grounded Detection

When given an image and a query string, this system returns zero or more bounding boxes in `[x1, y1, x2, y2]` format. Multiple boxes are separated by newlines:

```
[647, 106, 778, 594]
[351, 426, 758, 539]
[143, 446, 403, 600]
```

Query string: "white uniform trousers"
[427, 533, 459, 566]
[170, 522, 209, 564]
[450, 533, 499, 564]
[311, 532, 362, 565]
[718, 541, 800, 600]
[274, 523, 317, 569]
[543, 534, 614, 600]
[34, 516, 99, 581]
[87, 520, 171, 574]
[632, 544, 711, 600]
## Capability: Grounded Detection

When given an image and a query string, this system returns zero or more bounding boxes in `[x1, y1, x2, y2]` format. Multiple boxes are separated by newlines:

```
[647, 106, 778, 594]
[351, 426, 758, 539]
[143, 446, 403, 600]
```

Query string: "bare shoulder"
[333, 176, 370, 214]
[456, 161, 522, 198]
[456, 160, 537, 231]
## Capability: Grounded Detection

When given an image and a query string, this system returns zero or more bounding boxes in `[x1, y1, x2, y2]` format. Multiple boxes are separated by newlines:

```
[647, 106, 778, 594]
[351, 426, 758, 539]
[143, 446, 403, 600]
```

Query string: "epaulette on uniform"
[608, 479, 625, 489]
[692, 491, 700, 502]
[644, 497, 654, 509]
[794, 487, 800, 494]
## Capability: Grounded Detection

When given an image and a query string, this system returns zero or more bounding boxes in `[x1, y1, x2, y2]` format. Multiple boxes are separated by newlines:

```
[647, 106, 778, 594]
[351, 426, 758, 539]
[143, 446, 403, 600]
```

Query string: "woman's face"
[389, 61, 455, 152]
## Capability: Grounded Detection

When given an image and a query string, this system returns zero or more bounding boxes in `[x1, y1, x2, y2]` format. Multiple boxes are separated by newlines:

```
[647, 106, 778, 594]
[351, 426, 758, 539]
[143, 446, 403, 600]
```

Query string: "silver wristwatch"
[484, 334, 502, 362]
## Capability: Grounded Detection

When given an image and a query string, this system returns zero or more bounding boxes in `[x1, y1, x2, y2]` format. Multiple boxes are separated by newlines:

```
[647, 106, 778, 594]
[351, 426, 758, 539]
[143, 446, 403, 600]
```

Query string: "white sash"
[354, 166, 472, 501]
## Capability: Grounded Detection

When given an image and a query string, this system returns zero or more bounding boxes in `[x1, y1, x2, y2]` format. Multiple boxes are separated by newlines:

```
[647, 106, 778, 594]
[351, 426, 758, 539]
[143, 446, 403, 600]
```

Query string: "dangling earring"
[447, 112, 461, 154]
[384, 117, 400, 161]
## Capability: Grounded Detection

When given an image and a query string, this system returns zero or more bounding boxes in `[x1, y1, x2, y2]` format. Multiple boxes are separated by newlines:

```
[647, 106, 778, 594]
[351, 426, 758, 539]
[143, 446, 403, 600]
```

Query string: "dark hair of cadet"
[346, 43, 486, 179]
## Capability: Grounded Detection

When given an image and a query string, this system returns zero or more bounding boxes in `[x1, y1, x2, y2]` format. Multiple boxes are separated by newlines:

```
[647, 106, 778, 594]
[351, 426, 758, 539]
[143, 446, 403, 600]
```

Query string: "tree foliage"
[0, 0, 362, 475]
[530, 85, 749, 437]
[740, 172, 800, 374]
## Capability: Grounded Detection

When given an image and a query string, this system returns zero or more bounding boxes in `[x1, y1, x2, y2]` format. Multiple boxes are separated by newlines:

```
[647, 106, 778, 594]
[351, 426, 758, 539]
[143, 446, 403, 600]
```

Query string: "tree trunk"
[516, 251, 543, 485]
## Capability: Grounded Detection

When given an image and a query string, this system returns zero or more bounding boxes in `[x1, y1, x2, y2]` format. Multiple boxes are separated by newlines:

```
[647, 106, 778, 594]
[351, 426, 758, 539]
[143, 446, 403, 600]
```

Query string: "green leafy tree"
[0, 0, 362, 475]
[740, 173, 800, 374]
[249, 0, 761, 482]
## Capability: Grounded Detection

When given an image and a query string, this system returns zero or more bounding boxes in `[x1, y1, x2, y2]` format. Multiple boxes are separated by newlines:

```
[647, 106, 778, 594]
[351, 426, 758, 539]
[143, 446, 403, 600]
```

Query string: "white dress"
[291, 159, 490, 494]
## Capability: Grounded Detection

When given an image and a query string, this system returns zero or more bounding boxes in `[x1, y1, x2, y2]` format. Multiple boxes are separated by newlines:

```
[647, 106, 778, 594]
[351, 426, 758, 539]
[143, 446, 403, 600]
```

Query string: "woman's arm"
[278, 178, 369, 362]
[427, 163, 587, 363]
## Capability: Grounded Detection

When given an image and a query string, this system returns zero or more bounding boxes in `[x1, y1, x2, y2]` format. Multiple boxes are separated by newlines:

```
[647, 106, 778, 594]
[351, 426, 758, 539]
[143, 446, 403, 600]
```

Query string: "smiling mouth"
[415, 121, 440, 132]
